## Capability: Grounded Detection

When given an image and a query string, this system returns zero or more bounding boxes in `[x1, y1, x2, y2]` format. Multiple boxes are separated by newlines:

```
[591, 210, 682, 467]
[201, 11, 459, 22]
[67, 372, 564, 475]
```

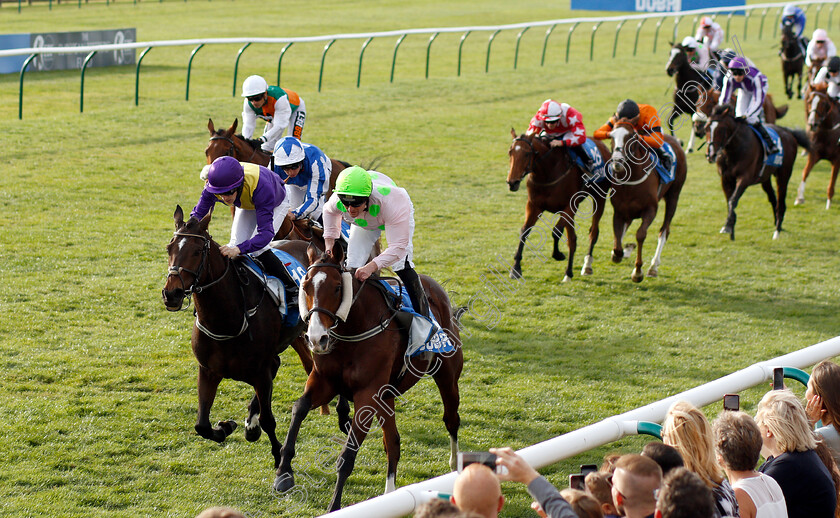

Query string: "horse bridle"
[808, 94, 840, 130]
[209, 134, 264, 164]
[300, 262, 399, 344]
[512, 136, 572, 187]
[706, 115, 742, 162]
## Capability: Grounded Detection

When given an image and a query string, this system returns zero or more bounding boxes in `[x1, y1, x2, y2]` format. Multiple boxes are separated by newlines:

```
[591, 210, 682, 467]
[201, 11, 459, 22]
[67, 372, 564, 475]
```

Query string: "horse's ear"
[199, 211, 212, 233]
[208, 118, 215, 135]
[231, 119, 239, 134]
[331, 242, 344, 264]
[510, 127, 517, 139]
[306, 243, 320, 264]
[174, 205, 184, 228]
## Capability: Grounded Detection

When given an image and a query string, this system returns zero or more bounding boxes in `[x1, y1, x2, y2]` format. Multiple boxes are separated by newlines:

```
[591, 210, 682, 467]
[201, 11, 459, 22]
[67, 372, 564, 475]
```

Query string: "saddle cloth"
[747, 124, 784, 167]
[651, 141, 677, 184]
[378, 279, 455, 358]
[240, 249, 307, 326]
[572, 138, 608, 185]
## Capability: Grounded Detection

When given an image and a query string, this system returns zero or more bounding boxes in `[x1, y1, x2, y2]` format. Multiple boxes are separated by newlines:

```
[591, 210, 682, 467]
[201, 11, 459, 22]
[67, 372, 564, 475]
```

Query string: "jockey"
[695, 16, 725, 52]
[720, 57, 778, 154]
[813, 56, 840, 102]
[191, 156, 292, 282]
[322, 166, 433, 321]
[592, 99, 672, 173]
[681, 36, 713, 83]
[806, 29, 837, 68]
[526, 99, 593, 170]
[241, 75, 307, 154]
[781, 4, 808, 54]
[272, 136, 332, 222]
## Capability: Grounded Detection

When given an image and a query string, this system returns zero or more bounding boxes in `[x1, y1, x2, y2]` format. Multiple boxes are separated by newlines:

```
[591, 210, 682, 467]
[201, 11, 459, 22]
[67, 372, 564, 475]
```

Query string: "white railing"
[321, 334, 840, 517]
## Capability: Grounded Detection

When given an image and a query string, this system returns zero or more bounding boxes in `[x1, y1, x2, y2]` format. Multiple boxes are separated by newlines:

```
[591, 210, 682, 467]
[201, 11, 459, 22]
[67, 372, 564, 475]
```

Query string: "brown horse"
[274, 244, 463, 512]
[705, 104, 811, 239]
[692, 89, 788, 141]
[604, 122, 687, 282]
[506, 130, 610, 281]
[781, 23, 805, 99]
[796, 91, 840, 208]
[162, 206, 322, 469]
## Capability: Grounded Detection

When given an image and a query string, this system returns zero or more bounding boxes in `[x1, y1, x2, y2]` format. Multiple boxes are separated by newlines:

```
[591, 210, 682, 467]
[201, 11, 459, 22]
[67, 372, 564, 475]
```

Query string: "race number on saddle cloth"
[651, 142, 677, 184]
[747, 124, 784, 167]
[272, 136, 332, 221]
[376, 279, 455, 357]
[574, 138, 608, 184]
[241, 75, 306, 153]
[239, 249, 307, 326]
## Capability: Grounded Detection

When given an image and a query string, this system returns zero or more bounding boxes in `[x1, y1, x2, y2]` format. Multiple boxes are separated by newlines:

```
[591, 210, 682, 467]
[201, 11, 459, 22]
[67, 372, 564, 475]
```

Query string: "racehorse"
[692, 89, 788, 142]
[796, 91, 840, 208]
[605, 122, 687, 282]
[274, 244, 463, 512]
[665, 42, 714, 152]
[781, 23, 805, 99]
[705, 104, 811, 239]
[506, 130, 610, 281]
[162, 206, 324, 470]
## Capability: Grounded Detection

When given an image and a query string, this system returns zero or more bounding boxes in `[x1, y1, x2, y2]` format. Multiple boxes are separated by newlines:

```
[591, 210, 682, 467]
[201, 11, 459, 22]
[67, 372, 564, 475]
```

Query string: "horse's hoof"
[647, 268, 658, 278]
[827, 199, 832, 210]
[582, 267, 593, 276]
[720, 226, 733, 235]
[687, 148, 694, 154]
[218, 420, 237, 436]
[552, 251, 566, 261]
[562, 275, 571, 283]
[273, 473, 295, 493]
[611, 251, 622, 263]
[623, 243, 636, 258]
[773, 230, 780, 240]
[794, 196, 805, 205]
[245, 423, 261, 443]
[631, 270, 644, 283]
[510, 268, 522, 280]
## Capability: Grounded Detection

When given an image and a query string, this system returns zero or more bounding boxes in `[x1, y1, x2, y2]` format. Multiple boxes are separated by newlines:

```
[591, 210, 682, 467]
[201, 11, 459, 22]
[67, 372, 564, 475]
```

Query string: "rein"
[514, 136, 573, 187]
[210, 134, 264, 163]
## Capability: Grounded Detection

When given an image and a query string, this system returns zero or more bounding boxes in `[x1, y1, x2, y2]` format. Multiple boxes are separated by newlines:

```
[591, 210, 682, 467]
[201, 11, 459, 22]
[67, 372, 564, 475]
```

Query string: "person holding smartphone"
[489, 447, 577, 518]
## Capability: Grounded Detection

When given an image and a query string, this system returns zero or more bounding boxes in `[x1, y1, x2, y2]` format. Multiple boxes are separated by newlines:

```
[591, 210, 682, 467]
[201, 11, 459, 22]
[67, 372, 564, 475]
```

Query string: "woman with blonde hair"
[755, 390, 836, 518]
[661, 401, 739, 517]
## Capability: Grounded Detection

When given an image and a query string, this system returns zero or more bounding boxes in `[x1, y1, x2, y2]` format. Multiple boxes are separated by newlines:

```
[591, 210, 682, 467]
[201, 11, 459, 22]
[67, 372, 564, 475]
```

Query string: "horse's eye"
[335, 285, 341, 294]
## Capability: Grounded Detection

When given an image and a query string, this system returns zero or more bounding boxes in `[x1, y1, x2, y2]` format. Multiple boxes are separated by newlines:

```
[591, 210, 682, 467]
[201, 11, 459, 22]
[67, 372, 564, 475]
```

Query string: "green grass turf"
[1, 1, 839, 516]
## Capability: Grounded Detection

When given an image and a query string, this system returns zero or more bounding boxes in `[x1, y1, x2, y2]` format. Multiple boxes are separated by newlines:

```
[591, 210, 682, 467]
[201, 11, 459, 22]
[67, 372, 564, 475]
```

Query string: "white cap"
[681, 36, 698, 49]
[241, 75, 268, 97]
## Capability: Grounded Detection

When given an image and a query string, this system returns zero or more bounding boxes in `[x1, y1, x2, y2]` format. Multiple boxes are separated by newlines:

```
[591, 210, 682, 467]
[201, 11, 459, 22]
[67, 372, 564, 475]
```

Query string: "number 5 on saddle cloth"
[377, 279, 455, 358]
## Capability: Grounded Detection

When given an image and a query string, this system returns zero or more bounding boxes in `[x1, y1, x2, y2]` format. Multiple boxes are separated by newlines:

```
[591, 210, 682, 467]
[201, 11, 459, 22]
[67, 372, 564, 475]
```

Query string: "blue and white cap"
[273, 136, 305, 167]
[783, 4, 797, 16]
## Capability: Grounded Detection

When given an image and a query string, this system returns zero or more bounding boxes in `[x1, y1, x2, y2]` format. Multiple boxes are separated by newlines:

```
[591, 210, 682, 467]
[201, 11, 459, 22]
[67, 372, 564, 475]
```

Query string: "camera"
[773, 367, 785, 391]
[723, 393, 740, 411]
[457, 451, 498, 473]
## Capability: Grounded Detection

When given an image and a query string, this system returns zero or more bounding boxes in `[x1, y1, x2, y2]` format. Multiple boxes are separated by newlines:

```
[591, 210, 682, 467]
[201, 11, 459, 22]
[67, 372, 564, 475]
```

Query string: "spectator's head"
[414, 498, 464, 518]
[611, 454, 662, 518]
[451, 464, 504, 518]
[195, 507, 247, 518]
[755, 389, 817, 454]
[808, 360, 840, 427]
[654, 468, 715, 518]
[560, 488, 605, 518]
[600, 453, 621, 474]
[661, 401, 723, 488]
[584, 472, 618, 517]
[641, 442, 684, 476]
[713, 411, 762, 472]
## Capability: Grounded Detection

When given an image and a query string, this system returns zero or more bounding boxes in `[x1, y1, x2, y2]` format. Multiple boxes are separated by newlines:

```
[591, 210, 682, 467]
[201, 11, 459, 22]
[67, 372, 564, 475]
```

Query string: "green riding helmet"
[334, 166, 373, 206]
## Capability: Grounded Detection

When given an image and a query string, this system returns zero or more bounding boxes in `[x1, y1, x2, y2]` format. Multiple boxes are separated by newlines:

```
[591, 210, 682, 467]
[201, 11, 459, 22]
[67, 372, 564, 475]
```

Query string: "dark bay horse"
[506, 130, 610, 281]
[692, 89, 788, 142]
[705, 104, 811, 239]
[605, 122, 687, 282]
[666, 42, 714, 152]
[796, 91, 840, 208]
[781, 23, 805, 99]
[162, 206, 322, 469]
[275, 244, 463, 512]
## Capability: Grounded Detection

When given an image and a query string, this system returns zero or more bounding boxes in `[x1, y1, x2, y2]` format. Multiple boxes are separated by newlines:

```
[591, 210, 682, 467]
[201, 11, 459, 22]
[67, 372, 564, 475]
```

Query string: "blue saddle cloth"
[340, 220, 351, 240]
[377, 280, 455, 357]
[747, 124, 784, 167]
[240, 249, 307, 326]
[651, 142, 677, 185]
[571, 138, 608, 185]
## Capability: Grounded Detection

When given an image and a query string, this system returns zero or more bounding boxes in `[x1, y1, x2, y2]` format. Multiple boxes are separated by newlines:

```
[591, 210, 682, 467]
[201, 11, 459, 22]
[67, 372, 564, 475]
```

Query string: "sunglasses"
[339, 196, 366, 207]
[247, 94, 264, 102]
[730, 70, 746, 76]
[220, 188, 238, 196]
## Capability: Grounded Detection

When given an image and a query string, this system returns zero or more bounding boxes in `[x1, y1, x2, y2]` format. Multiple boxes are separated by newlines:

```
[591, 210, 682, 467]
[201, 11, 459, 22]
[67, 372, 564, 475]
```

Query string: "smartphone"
[569, 473, 586, 491]
[580, 464, 598, 477]
[723, 393, 740, 411]
[457, 452, 498, 473]
[773, 367, 785, 390]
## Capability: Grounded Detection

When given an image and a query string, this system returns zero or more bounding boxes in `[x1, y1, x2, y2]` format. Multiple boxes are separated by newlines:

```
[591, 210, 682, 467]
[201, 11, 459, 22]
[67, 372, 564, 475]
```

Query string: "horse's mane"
[711, 104, 732, 117]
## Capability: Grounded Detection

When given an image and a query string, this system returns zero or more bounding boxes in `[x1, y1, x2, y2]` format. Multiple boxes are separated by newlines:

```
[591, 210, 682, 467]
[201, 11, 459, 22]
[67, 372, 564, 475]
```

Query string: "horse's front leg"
[195, 365, 237, 443]
[582, 193, 605, 276]
[329, 390, 380, 512]
[796, 152, 818, 205]
[797, 71, 804, 99]
[289, 336, 330, 415]
[551, 218, 566, 262]
[511, 204, 541, 279]
[826, 160, 840, 209]
[611, 215, 628, 263]
[631, 208, 656, 283]
[722, 178, 749, 240]
[557, 209, 576, 282]
[246, 355, 281, 443]
[380, 400, 400, 495]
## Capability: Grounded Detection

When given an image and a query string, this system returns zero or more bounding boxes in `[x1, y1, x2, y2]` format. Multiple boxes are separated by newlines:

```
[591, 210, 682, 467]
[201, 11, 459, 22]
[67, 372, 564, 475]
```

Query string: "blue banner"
[0, 34, 31, 74]
[570, 0, 745, 12]
[0, 29, 136, 75]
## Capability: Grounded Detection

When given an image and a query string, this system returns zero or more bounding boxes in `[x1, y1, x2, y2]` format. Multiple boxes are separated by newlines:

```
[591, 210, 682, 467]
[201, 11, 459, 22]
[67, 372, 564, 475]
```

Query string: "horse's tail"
[360, 156, 388, 171]
[336, 159, 352, 169]
[789, 128, 812, 152]
[774, 103, 789, 120]
[453, 306, 468, 324]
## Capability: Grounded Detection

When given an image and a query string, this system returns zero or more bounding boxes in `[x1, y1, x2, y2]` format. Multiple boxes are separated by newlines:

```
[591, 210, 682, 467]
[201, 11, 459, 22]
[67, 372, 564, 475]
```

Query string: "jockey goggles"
[338, 194, 367, 207]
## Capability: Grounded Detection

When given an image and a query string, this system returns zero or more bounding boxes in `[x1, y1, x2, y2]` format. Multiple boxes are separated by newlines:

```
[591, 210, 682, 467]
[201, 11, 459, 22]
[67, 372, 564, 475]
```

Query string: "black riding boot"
[752, 122, 779, 154]
[655, 147, 673, 173]
[395, 265, 431, 318]
[255, 249, 296, 289]
[571, 146, 596, 173]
